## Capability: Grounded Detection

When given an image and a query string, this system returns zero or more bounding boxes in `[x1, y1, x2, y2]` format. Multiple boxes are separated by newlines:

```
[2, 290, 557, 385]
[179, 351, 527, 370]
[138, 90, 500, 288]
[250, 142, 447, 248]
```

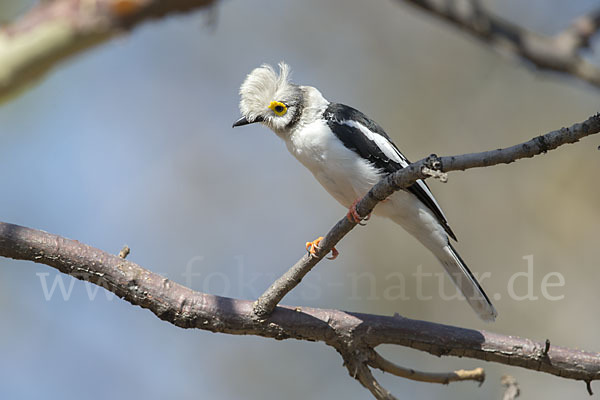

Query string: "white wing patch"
[341, 119, 449, 223]
[340, 120, 409, 168]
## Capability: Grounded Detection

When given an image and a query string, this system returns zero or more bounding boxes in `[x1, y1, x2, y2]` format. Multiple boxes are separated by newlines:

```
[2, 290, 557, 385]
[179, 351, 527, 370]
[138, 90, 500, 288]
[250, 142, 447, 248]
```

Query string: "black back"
[323, 103, 457, 241]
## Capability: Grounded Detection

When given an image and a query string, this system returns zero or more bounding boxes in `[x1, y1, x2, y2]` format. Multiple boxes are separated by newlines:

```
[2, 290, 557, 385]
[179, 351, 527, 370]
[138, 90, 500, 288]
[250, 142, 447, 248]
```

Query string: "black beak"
[232, 115, 263, 128]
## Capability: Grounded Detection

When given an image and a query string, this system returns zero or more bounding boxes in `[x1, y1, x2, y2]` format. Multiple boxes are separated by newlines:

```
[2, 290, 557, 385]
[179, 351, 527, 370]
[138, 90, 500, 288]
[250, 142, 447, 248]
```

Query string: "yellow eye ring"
[269, 101, 288, 116]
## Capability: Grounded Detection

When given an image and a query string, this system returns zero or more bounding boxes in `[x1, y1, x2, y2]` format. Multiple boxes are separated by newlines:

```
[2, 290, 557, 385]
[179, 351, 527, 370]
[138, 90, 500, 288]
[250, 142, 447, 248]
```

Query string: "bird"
[232, 62, 497, 322]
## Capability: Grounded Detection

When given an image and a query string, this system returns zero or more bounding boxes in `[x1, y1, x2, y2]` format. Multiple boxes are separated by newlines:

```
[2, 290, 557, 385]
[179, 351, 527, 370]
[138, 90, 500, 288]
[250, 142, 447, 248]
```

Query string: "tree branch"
[367, 349, 485, 385]
[397, 0, 600, 88]
[253, 113, 600, 317]
[0, 0, 217, 105]
[1, 220, 600, 399]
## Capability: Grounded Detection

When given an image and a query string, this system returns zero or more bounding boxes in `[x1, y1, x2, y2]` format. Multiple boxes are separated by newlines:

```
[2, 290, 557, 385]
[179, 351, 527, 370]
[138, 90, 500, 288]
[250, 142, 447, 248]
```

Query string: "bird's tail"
[432, 243, 497, 322]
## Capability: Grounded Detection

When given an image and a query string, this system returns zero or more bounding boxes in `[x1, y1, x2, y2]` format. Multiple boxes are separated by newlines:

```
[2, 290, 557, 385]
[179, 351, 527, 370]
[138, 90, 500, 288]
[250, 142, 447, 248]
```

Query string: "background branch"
[398, 0, 600, 88]
[0, 0, 217, 104]
[1, 221, 600, 399]
[1, 0, 599, 108]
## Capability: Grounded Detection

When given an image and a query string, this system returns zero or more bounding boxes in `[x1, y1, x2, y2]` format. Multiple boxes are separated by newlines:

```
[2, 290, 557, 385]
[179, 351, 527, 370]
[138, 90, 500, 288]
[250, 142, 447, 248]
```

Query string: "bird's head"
[233, 62, 303, 133]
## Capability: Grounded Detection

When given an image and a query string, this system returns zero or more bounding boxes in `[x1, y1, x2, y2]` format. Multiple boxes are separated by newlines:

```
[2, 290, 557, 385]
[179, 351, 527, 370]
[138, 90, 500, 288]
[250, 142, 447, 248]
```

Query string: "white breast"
[285, 119, 383, 209]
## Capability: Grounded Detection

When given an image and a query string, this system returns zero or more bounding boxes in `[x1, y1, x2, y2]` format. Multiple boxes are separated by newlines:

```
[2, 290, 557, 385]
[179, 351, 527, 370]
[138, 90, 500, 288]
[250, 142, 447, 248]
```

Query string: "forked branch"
[398, 0, 600, 88]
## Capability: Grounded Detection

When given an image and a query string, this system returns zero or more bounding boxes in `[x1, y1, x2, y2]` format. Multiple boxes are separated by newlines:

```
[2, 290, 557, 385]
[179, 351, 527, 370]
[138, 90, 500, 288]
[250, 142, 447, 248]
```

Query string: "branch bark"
[0, 0, 217, 104]
[1, 220, 600, 398]
[398, 0, 600, 88]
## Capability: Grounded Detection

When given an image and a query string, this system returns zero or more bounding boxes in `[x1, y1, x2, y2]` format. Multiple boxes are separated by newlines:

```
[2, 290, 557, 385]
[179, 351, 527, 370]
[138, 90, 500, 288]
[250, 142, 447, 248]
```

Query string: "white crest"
[238, 62, 293, 122]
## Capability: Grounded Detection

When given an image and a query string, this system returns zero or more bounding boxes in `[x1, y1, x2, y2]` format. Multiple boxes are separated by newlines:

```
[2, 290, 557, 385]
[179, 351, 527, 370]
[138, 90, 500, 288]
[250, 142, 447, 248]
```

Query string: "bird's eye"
[269, 101, 288, 116]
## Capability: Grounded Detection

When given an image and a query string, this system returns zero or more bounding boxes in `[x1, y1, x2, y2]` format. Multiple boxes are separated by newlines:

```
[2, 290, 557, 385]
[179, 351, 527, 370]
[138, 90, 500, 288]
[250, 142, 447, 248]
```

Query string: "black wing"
[323, 103, 457, 241]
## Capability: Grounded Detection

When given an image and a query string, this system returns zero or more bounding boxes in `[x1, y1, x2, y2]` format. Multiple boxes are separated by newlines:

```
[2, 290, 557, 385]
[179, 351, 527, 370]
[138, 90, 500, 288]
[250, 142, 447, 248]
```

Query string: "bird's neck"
[299, 85, 329, 123]
[279, 86, 329, 138]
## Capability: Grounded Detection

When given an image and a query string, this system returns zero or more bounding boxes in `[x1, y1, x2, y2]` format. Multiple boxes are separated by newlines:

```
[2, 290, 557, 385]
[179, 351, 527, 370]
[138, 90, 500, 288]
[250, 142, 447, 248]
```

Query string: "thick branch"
[398, 0, 600, 88]
[253, 113, 600, 317]
[1, 221, 600, 386]
[0, 0, 217, 104]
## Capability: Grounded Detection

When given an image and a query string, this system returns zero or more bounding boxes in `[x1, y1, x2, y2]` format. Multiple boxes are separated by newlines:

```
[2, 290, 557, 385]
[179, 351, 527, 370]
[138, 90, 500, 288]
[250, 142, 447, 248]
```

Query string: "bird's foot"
[346, 199, 371, 226]
[305, 236, 339, 260]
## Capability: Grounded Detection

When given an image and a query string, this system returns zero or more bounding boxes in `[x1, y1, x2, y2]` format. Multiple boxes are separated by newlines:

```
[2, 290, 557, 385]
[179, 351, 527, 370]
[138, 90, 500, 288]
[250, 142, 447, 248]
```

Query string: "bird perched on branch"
[232, 62, 497, 322]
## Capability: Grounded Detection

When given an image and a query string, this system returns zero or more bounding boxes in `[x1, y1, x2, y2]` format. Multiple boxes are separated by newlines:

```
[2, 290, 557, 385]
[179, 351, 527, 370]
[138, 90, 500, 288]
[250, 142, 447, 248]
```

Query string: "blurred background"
[1, 0, 599, 398]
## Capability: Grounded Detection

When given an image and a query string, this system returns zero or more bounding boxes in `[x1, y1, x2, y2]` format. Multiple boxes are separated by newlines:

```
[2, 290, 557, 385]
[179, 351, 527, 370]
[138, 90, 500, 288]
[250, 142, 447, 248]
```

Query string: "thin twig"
[501, 375, 521, 400]
[118, 245, 130, 259]
[253, 113, 600, 317]
[398, 0, 600, 88]
[368, 349, 485, 385]
[543, 339, 551, 357]
[587, 380, 594, 396]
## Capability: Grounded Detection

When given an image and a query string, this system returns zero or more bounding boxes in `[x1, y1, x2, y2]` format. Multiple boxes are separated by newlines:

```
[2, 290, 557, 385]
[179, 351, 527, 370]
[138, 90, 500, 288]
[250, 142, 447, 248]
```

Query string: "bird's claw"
[305, 236, 339, 260]
[346, 199, 371, 226]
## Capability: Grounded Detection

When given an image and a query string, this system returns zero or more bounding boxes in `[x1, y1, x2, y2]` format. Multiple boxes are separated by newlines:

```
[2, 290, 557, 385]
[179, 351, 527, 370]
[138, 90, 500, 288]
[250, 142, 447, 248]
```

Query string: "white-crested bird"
[233, 62, 497, 322]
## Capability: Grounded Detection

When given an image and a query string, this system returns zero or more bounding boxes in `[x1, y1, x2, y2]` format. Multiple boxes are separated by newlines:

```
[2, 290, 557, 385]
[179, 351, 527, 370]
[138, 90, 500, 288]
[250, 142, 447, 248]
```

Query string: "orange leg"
[346, 198, 371, 225]
[305, 236, 339, 260]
